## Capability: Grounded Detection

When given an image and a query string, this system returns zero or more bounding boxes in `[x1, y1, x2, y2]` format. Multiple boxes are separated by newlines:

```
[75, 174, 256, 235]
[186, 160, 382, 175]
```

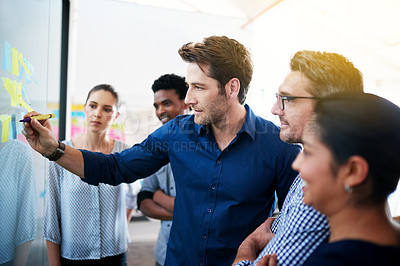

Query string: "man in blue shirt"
[22, 36, 300, 265]
[137, 73, 189, 266]
[233, 50, 364, 266]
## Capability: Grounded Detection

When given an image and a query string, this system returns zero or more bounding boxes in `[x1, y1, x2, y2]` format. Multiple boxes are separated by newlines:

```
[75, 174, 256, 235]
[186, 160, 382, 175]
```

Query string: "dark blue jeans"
[60, 253, 127, 266]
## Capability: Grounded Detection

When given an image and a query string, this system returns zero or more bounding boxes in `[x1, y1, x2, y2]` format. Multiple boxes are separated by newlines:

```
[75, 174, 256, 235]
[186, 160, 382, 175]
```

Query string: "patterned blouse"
[43, 139, 132, 260]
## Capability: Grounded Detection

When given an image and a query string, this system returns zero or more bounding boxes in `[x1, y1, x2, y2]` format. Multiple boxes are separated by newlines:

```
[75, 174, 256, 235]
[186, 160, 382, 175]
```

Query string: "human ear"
[113, 111, 120, 121]
[342, 155, 369, 190]
[226, 78, 240, 100]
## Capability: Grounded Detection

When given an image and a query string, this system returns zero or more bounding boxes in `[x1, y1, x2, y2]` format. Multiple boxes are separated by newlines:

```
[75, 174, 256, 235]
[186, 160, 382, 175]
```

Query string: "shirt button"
[202, 234, 207, 239]
[211, 185, 216, 190]
[216, 159, 221, 164]
[208, 208, 212, 213]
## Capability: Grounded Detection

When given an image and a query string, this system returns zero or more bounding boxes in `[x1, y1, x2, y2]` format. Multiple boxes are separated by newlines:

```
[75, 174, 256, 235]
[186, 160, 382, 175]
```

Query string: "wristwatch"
[43, 141, 66, 161]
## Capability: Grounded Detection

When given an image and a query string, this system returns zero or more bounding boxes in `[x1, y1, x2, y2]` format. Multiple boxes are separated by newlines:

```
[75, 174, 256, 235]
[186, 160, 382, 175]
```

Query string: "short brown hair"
[290, 50, 364, 97]
[178, 36, 253, 104]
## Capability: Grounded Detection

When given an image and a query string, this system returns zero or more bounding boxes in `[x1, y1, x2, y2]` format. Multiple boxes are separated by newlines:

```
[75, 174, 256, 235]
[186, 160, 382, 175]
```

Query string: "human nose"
[94, 108, 102, 117]
[156, 105, 165, 116]
[185, 87, 196, 106]
[291, 152, 302, 172]
[271, 100, 283, 116]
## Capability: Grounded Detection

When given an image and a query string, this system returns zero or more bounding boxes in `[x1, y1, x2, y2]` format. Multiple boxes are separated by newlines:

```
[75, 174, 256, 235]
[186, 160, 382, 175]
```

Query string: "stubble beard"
[280, 130, 302, 144]
[194, 95, 228, 126]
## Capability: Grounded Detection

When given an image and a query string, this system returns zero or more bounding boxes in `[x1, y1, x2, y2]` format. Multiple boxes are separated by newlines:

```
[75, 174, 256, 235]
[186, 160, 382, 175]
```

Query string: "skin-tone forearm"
[233, 241, 259, 263]
[139, 198, 173, 220]
[153, 189, 175, 213]
[54, 145, 85, 178]
[46, 241, 61, 266]
[232, 217, 276, 265]
[127, 208, 135, 223]
[21, 113, 85, 178]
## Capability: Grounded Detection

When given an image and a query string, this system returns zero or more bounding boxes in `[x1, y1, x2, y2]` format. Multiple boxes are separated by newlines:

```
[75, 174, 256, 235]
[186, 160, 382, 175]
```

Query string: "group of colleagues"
[22, 35, 400, 266]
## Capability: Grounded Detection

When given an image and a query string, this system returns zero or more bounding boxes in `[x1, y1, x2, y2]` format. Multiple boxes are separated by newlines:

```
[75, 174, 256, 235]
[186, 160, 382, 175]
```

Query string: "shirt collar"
[238, 104, 256, 140]
[194, 120, 208, 136]
[194, 104, 256, 140]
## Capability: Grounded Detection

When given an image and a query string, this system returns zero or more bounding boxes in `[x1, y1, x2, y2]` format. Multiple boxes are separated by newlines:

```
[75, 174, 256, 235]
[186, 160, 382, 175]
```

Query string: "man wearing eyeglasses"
[233, 50, 364, 265]
[22, 36, 301, 266]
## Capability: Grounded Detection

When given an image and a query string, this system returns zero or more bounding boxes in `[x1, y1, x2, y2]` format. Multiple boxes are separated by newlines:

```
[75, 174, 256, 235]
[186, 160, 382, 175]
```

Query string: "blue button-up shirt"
[81, 105, 300, 265]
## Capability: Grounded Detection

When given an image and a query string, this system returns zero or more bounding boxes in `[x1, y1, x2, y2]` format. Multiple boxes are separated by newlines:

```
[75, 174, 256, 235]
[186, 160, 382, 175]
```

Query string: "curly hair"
[151, 74, 188, 100]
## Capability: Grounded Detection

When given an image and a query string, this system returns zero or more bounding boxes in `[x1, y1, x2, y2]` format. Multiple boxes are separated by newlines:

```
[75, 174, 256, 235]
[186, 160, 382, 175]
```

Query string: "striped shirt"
[43, 140, 131, 260]
[235, 175, 330, 266]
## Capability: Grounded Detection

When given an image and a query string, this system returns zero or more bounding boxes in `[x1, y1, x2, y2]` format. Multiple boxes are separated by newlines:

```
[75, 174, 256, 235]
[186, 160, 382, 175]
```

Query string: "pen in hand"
[19, 113, 55, 123]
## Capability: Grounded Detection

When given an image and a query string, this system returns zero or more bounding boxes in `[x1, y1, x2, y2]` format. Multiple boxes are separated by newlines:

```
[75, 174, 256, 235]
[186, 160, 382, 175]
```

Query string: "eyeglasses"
[275, 93, 320, 110]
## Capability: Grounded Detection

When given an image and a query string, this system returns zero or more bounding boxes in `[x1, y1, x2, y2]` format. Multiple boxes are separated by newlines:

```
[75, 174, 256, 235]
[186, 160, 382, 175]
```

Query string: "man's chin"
[194, 116, 209, 126]
[194, 119, 205, 125]
[280, 132, 300, 144]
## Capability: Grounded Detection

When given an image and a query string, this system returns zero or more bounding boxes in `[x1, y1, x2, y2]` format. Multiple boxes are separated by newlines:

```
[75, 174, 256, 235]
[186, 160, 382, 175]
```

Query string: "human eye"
[195, 85, 203, 91]
[164, 100, 171, 106]
[282, 96, 297, 108]
[284, 96, 296, 102]
[104, 107, 113, 113]
[302, 146, 314, 158]
[89, 104, 96, 109]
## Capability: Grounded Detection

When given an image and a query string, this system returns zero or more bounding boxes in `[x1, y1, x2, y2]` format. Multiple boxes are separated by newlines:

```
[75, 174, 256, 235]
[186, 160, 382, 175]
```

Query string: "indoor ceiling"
[118, 0, 280, 19]
[112, 0, 400, 103]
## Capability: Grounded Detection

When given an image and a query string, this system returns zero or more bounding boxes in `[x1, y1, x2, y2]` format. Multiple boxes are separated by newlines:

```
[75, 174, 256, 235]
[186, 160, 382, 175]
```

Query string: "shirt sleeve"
[253, 199, 329, 265]
[140, 171, 162, 193]
[81, 125, 172, 186]
[270, 211, 281, 234]
[233, 260, 253, 266]
[117, 141, 141, 210]
[136, 169, 163, 208]
[125, 182, 141, 209]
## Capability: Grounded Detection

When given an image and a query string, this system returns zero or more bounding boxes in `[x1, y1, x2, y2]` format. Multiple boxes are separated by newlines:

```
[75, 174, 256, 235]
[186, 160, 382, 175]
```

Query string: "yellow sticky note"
[19, 99, 33, 112]
[15, 82, 32, 111]
[3, 78, 34, 112]
[18, 52, 32, 76]
[11, 47, 19, 76]
[4, 78, 18, 106]
[0, 114, 11, 142]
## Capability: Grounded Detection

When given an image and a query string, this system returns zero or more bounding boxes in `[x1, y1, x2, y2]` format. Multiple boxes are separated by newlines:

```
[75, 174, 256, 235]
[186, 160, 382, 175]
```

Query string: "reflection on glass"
[0, 139, 36, 266]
